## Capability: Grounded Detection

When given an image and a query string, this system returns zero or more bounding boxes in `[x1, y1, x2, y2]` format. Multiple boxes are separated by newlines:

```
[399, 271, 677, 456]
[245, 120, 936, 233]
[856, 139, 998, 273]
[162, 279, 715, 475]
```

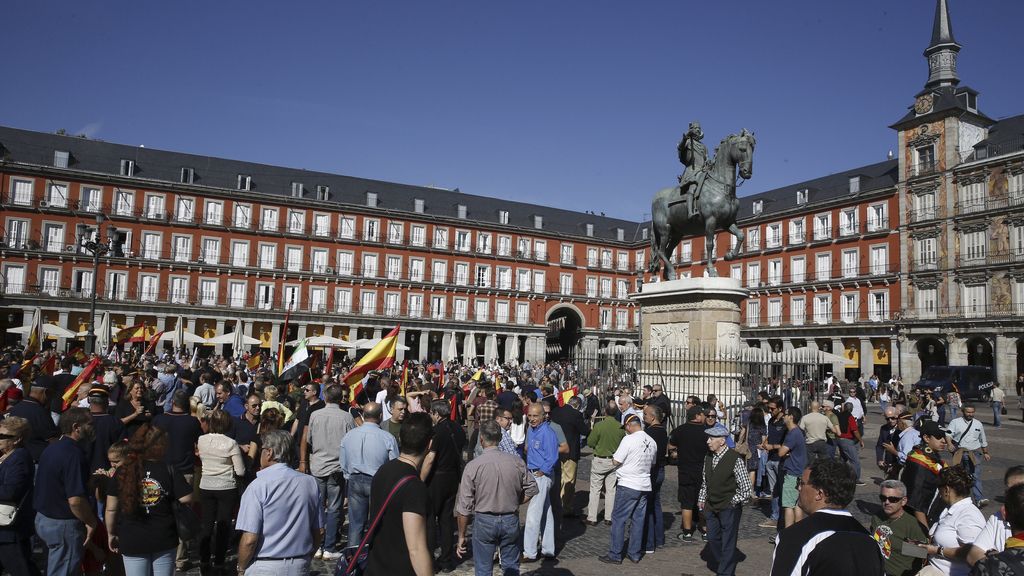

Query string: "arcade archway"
[917, 337, 947, 373]
[545, 306, 583, 361]
[966, 337, 993, 368]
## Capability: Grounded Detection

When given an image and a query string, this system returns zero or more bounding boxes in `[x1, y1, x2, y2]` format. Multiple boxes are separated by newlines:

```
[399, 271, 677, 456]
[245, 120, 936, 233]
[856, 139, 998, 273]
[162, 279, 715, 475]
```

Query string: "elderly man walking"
[304, 385, 355, 560]
[586, 403, 626, 526]
[522, 403, 559, 563]
[699, 424, 752, 576]
[455, 420, 538, 576]
[339, 402, 399, 546]
[236, 429, 325, 576]
[599, 414, 655, 565]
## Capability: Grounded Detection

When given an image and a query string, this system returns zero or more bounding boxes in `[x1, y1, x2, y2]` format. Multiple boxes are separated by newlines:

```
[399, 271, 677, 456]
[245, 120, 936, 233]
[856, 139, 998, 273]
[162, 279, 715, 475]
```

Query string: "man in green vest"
[698, 424, 753, 576]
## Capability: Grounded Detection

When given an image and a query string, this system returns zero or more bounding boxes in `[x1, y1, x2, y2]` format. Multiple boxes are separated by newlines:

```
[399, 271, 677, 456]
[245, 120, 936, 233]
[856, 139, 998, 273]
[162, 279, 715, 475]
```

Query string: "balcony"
[910, 207, 939, 223]
[865, 217, 891, 233]
[910, 258, 940, 272]
[955, 194, 1024, 216]
[955, 248, 1024, 268]
[901, 303, 1024, 321]
[838, 222, 860, 238]
[812, 229, 833, 242]
[910, 160, 938, 178]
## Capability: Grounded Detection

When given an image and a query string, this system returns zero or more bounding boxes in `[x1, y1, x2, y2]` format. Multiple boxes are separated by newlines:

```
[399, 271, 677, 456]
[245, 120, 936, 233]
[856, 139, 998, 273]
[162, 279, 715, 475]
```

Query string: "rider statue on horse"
[677, 121, 708, 217]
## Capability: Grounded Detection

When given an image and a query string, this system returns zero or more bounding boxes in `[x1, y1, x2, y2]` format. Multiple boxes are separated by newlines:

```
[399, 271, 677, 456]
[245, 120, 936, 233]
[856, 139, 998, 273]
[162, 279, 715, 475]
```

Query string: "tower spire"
[924, 0, 961, 89]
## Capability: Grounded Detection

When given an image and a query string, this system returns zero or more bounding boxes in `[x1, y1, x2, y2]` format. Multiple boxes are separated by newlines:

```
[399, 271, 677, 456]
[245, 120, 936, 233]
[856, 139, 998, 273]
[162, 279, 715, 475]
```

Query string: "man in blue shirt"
[339, 402, 399, 545]
[772, 407, 808, 528]
[236, 429, 325, 576]
[33, 407, 98, 576]
[523, 403, 559, 562]
[214, 382, 245, 418]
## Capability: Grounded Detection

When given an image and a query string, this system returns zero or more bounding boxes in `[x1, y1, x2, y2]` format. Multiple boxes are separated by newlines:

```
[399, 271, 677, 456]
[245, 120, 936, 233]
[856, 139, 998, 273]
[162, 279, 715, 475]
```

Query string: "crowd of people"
[0, 347, 1020, 576]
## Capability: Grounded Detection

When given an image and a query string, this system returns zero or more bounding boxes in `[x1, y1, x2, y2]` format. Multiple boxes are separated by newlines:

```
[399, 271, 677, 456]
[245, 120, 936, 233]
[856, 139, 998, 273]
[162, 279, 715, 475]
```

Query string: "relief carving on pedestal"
[716, 322, 741, 359]
[649, 322, 689, 352]
[642, 299, 738, 313]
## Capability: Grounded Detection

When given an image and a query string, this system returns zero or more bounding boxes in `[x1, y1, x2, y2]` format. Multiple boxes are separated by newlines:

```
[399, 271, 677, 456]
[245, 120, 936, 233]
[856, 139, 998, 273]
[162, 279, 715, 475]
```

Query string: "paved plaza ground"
[173, 400, 1020, 576]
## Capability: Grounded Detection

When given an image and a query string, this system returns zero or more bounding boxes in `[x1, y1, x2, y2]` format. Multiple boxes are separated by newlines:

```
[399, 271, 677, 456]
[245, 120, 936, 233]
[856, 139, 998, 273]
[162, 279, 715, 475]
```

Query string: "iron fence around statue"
[573, 345, 830, 429]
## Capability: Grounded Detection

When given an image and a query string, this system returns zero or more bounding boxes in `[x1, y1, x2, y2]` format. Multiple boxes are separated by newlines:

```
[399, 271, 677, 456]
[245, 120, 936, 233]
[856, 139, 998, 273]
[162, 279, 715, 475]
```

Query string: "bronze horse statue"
[649, 129, 755, 279]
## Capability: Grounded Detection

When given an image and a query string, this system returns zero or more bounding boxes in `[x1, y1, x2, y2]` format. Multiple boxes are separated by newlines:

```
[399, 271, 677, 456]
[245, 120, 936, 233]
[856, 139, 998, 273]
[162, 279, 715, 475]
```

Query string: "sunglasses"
[886, 416, 898, 421]
[879, 495, 903, 504]
[0, 433, 16, 440]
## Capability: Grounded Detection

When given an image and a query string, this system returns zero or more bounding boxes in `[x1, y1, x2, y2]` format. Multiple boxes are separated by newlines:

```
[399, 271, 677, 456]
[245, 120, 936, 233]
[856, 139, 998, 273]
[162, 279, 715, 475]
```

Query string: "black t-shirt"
[9, 398, 59, 462]
[770, 510, 884, 576]
[151, 412, 203, 474]
[293, 399, 324, 441]
[670, 422, 709, 474]
[110, 460, 191, 555]
[550, 405, 588, 461]
[766, 416, 787, 462]
[426, 420, 463, 482]
[115, 399, 162, 441]
[645, 424, 669, 471]
[90, 411, 126, 472]
[366, 459, 429, 576]
[50, 373, 76, 414]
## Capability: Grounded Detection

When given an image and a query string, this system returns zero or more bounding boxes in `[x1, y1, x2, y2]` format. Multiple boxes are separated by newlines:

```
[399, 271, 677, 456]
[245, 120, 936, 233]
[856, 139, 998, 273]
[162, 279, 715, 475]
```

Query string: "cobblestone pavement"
[167, 401, 1021, 575]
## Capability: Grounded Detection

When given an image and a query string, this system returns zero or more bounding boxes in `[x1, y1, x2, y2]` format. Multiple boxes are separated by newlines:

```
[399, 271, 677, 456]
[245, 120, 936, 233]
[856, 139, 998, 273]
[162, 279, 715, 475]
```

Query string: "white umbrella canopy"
[161, 329, 207, 344]
[287, 335, 355, 348]
[206, 331, 260, 345]
[485, 334, 499, 363]
[354, 336, 409, 351]
[8, 323, 76, 338]
[463, 332, 478, 365]
[445, 332, 459, 362]
[505, 335, 520, 364]
[96, 312, 111, 352]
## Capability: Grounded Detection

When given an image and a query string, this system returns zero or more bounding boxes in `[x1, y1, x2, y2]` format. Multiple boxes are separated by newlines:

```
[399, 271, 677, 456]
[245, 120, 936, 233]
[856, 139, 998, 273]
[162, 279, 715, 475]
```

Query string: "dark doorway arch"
[917, 338, 947, 373]
[545, 307, 583, 361]
[966, 337, 993, 368]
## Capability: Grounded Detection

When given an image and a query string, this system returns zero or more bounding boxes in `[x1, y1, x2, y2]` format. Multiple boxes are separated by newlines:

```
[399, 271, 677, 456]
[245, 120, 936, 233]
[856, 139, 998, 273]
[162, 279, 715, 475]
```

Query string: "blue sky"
[2, 1, 1022, 223]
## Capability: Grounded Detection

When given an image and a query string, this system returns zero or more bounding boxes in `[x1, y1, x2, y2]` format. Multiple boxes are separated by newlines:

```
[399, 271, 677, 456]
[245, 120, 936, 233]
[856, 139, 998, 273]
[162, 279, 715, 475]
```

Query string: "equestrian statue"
[649, 125, 755, 279]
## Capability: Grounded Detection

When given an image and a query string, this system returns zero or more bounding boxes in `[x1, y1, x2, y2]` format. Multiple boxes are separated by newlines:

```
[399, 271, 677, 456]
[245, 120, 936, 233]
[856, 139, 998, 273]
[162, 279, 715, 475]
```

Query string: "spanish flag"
[39, 355, 57, 376]
[69, 347, 87, 363]
[344, 325, 400, 403]
[62, 357, 102, 410]
[247, 352, 263, 370]
[557, 386, 579, 407]
[112, 324, 147, 344]
[143, 330, 166, 357]
[23, 308, 42, 358]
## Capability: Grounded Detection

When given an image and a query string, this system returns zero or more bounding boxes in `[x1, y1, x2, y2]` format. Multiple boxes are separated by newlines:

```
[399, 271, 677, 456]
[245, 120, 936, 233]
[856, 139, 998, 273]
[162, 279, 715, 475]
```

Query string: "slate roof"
[0, 125, 643, 244]
[968, 113, 1024, 160]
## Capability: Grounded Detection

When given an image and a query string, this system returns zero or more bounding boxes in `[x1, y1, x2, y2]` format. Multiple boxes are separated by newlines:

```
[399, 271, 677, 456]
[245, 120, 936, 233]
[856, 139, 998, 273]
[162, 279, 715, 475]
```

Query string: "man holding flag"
[343, 326, 400, 404]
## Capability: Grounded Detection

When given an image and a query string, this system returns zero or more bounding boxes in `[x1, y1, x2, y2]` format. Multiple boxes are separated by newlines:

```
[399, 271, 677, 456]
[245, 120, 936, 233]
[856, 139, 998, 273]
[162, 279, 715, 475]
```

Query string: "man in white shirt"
[968, 465, 1024, 567]
[599, 414, 655, 565]
[192, 372, 216, 409]
[947, 404, 991, 506]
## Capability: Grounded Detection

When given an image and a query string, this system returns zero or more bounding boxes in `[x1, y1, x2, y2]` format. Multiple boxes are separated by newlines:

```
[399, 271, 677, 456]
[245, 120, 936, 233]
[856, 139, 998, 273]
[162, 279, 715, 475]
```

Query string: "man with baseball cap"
[599, 414, 655, 565]
[900, 420, 947, 526]
[699, 424, 751, 576]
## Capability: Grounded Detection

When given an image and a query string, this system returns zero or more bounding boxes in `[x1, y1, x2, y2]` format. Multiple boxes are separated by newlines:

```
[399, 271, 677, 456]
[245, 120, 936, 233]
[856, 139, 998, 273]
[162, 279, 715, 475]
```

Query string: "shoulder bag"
[337, 475, 417, 576]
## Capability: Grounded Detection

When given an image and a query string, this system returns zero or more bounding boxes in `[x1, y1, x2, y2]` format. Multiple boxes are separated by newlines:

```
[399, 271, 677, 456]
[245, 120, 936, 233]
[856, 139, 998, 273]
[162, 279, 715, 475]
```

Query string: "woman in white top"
[196, 410, 246, 570]
[916, 465, 985, 576]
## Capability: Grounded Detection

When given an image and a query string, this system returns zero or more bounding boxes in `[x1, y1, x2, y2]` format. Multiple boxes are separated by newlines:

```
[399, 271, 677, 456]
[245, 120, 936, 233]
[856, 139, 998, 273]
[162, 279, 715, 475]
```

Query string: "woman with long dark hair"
[105, 424, 192, 576]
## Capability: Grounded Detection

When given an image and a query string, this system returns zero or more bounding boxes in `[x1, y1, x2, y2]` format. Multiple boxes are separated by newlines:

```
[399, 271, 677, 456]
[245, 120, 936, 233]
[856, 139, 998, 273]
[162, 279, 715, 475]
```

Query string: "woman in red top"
[836, 401, 864, 485]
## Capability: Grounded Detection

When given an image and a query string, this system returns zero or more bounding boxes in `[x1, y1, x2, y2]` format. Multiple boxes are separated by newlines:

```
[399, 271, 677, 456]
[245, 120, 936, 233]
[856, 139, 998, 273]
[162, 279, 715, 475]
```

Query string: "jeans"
[706, 504, 742, 576]
[765, 460, 780, 520]
[427, 473, 459, 567]
[314, 472, 345, 550]
[949, 406, 959, 421]
[471, 513, 520, 576]
[937, 406, 947, 426]
[34, 514, 84, 576]
[199, 487, 237, 566]
[523, 473, 555, 558]
[346, 473, 373, 546]
[837, 438, 861, 481]
[961, 451, 985, 502]
[122, 547, 176, 576]
[587, 456, 618, 522]
[807, 440, 831, 463]
[756, 451, 767, 495]
[244, 557, 311, 576]
[608, 485, 648, 562]
[644, 467, 666, 551]
[993, 402, 1003, 427]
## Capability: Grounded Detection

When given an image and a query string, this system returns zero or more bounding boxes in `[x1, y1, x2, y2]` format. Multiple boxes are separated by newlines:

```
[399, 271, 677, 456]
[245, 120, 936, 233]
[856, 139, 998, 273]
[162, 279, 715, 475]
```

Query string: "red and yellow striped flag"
[557, 386, 579, 407]
[343, 325, 400, 404]
[143, 330, 166, 357]
[247, 352, 264, 370]
[39, 355, 57, 376]
[112, 324, 147, 344]
[62, 357, 102, 410]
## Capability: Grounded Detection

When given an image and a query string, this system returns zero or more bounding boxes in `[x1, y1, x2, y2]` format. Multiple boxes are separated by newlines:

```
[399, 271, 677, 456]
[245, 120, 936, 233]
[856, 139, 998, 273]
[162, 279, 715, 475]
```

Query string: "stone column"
[860, 338, 874, 380]
[890, 336, 901, 379]
[996, 334, 1018, 388]
[296, 323, 307, 342]
[372, 327, 382, 340]
[156, 315, 167, 332]
[270, 323, 281, 357]
[396, 329, 407, 363]
[441, 332, 452, 361]
[832, 338, 845, 379]
[57, 310, 70, 351]
[419, 331, 430, 362]
[900, 335, 919, 384]
[215, 319, 226, 355]
[946, 331, 967, 366]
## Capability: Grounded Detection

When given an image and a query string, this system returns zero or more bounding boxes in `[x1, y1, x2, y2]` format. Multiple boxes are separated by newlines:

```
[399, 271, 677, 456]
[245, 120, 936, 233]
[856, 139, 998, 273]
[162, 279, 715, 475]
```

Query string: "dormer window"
[533, 215, 543, 229]
[237, 174, 251, 191]
[616, 228, 625, 241]
[849, 176, 860, 194]
[457, 204, 467, 219]
[586, 223, 594, 237]
[498, 210, 509, 224]
[641, 228, 649, 240]
[316, 185, 329, 201]
[797, 189, 808, 205]
[180, 167, 195, 184]
[414, 198, 425, 213]
[53, 150, 69, 168]
[366, 191, 378, 207]
[753, 200, 763, 215]
[291, 182, 304, 198]
[120, 159, 135, 176]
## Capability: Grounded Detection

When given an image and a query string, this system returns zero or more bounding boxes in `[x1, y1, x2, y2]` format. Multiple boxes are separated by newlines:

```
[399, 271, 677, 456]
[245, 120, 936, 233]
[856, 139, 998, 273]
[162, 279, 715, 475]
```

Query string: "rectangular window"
[201, 238, 220, 264]
[849, 176, 860, 194]
[497, 236, 511, 256]
[680, 241, 692, 263]
[560, 274, 573, 296]
[839, 208, 858, 236]
[39, 223, 63, 252]
[534, 240, 547, 261]
[200, 279, 218, 306]
[260, 208, 278, 231]
[474, 300, 489, 322]
[145, 195, 166, 219]
[517, 238, 531, 259]
[870, 246, 888, 274]
[228, 281, 247, 308]
[617, 251, 628, 271]
[388, 222, 404, 244]
[586, 277, 597, 298]
[752, 200, 763, 215]
[768, 259, 782, 286]
[746, 262, 760, 288]
[601, 249, 612, 269]
[516, 302, 529, 325]
[475, 265, 491, 288]
[453, 298, 468, 321]
[963, 284, 987, 318]
[454, 263, 469, 286]
[5, 219, 28, 248]
[766, 223, 782, 248]
[310, 287, 327, 312]
[170, 277, 189, 304]
[962, 230, 987, 263]
[204, 201, 223, 225]
[868, 291, 889, 321]
[414, 199, 425, 213]
[635, 250, 645, 272]
[258, 284, 276, 310]
[408, 294, 424, 318]
[339, 217, 355, 239]
[107, 271, 128, 300]
[768, 299, 782, 326]
[914, 192, 937, 222]
[233, 204, 251, 228]
[730, 264, 742, 281]
[475, 232, 491, 254]
[789, 219, 805, 244]
[313, 213, 330, 237]
[455, 230, 471, 252]
[746, 300, 760, 327]
[46, 182, 68, 208]
[176, 197, 194, 223]
[842, 250, 858, 278]
[237, 174, 251, 191]
[360, 291, 377, 315]
[287, 210, 305, 234]
[916, 238, 937, 269]
[496, 267, 511, 290]
[1010, 171, 1024, 203]
[283, 286, 299, 310]
[432, 261, 447, 284]
[285, 246, 303, 272]
[433, 227, 448, 249]
[532, 270, 545, 293]
[456, 205, 467, 219]
[747, 227, 760, 251]
[383, 293, 400, 316]
[587, 247, 598, 267]
[517, 269, 530, 292]
[561, 244, 574, 264]
[363, 219, 379, 242]
[180, 167, 194, 184]
[813, 214, 832, 240]
[290, 182, 304, 198]
[231, 241, 248, 267]
[815, 253, 831, 281]
[316, 185, 329, 201]
[498, 210, 509, 225]
[867, 204, 886, 232]
[617, 279, 628, 299]
[311, 249, 328, 273]
[72, 269, 93, 298]
[600, 277, 612, 298]
[336, 289, 352, 314]
[120, 159, 135, 177]
[11, 179, 33, 205]
[40, 268, 61, 297]
[338, 251, 354, 275]
[840, 293, 857, 323]
[915, 145, 935, 175]
[386, 255, 402, 280]
[814, 295, 831, 324]
[791, 297, 805, 326]
[409, 258, 424, 282]
[53, 150, 69, 168]
[495, 301, 509, 324]
[366, 192, 377, 207]
[533, 215, 543, 229]
[616, 309, 628, 330]
[81, 186, 102, 212]
[431, 296, 446, 320]
[172, 236, 192, 262]
[362, 254, 378, 278]
[411, 225, 426, 247]
[259, 244, 276, 270]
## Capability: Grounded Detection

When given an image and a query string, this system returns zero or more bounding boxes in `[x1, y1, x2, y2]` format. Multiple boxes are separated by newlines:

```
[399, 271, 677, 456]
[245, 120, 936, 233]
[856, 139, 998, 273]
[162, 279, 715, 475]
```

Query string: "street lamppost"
[79, 214, 117, 355]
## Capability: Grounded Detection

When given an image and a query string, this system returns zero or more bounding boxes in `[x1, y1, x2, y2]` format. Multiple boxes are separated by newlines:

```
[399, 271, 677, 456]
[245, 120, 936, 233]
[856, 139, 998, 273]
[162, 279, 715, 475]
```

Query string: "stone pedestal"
[631, 277, 749, 407]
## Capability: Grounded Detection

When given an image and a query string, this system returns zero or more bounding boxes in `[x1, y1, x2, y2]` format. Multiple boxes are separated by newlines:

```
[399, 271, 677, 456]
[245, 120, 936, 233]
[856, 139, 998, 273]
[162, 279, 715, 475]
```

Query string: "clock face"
[915, 94, 934, 115]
